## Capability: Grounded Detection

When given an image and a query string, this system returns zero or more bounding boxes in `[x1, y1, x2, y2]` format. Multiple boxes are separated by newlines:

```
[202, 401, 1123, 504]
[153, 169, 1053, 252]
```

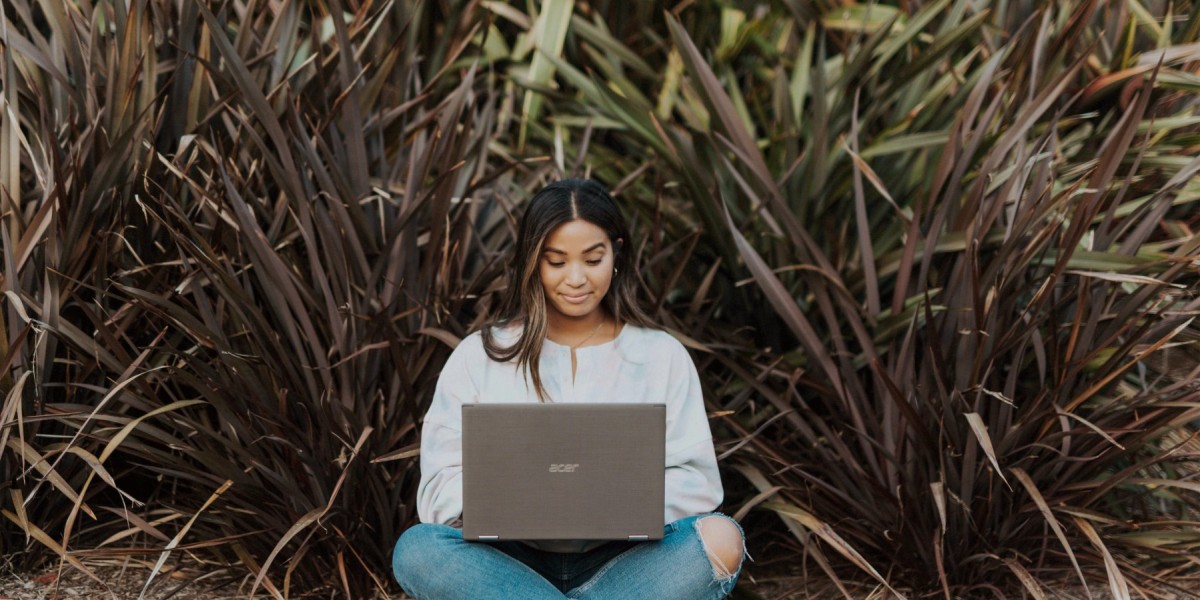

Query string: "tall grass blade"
[518, 0, 575, 150]
[763, 501, 905, 599]
[1073, 516, 1132, 600]
[964, 413, 1009, 487]
[2, 509, 104, 586]
[1011, 468, 1090, 596]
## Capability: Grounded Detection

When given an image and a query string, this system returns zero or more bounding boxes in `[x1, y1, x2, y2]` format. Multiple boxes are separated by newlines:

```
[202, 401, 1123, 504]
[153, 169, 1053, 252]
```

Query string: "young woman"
[392, 179, 746, 599]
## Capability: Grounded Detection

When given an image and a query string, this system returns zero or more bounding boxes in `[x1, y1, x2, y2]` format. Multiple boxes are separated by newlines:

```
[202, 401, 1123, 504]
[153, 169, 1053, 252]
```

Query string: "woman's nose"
[565, 263, 586, 286]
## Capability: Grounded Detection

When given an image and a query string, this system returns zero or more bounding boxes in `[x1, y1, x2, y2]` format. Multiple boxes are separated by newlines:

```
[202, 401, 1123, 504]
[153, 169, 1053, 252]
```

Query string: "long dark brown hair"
[481, 179, 656, 401]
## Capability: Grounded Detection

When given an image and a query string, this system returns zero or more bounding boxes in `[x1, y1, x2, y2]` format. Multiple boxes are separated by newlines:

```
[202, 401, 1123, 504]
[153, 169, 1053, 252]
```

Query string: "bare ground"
[0, 564, 811, 600]
[3, 563, 1196, 600]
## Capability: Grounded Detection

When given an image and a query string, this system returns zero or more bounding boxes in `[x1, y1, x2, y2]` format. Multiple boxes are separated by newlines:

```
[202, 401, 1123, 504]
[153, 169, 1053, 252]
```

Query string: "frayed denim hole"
[713, 511, 754, 565]
[695, 515, 748, 584]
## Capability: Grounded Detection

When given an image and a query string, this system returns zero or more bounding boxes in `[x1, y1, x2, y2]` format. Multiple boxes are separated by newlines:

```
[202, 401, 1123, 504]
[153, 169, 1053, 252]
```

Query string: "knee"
[392, 523, 456, 583]
[696, 515, 745, 577]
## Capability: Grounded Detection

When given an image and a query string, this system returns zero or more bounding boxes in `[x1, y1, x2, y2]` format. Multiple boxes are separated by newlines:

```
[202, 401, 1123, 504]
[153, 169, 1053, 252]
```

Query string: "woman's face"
[538, 219, 616, 323]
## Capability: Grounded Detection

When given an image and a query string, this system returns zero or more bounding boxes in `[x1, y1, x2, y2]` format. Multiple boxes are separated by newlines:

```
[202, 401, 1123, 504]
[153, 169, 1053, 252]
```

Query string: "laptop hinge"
[627, 535, 649, 541]
[478, 535, 499, 541]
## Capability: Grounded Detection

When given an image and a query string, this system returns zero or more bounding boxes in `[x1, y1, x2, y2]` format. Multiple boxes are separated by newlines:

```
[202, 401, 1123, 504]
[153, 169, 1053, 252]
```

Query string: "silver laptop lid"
[462, 403, 665, 542]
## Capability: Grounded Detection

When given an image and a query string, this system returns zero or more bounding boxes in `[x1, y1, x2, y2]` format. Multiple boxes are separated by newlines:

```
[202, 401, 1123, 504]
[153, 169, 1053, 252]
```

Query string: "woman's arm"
[414, 337, 480, 525]
[416, 421, 464, 525]
[662, 339, 724, 523]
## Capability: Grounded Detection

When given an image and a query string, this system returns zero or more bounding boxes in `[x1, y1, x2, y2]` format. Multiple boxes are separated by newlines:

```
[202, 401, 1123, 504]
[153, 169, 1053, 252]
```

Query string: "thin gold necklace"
[568, 317, 608, 350]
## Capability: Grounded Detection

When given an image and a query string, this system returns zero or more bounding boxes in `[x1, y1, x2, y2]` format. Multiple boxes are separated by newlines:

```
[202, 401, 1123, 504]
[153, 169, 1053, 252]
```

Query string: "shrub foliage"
[1, 0, 1198, 597]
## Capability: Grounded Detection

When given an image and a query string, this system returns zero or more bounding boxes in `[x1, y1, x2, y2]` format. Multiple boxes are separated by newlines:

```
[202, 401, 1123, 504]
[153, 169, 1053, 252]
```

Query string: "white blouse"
[416, 323, 724, 546]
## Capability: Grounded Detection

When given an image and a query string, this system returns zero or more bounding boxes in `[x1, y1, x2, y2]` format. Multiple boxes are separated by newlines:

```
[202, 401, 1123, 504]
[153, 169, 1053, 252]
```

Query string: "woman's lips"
[561, 292, 591, 304]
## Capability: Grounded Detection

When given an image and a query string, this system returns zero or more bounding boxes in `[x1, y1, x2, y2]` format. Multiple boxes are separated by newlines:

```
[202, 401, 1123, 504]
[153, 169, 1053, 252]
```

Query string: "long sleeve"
[662, 339, 723, 523]
[414, 337, 480, 525]
[412, 326, 724, 530]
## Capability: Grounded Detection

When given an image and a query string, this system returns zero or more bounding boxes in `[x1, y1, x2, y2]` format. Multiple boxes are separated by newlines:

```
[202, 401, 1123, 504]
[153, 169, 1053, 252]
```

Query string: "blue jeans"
[392, 513, 744, 599]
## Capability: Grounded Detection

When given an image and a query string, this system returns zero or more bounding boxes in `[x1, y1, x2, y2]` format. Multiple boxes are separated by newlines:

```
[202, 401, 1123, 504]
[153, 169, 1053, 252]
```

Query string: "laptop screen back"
[461, 403, 666, 541]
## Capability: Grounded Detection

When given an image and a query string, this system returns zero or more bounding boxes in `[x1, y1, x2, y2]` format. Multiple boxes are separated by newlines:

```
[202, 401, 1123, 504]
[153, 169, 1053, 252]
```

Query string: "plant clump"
[1, 0, 1198, 598]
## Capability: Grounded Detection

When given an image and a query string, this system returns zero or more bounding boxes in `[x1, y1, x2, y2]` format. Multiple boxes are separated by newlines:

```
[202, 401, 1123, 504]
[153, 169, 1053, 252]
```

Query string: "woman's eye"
[547, 261, 565, 267]
[586, 259, 602, 266]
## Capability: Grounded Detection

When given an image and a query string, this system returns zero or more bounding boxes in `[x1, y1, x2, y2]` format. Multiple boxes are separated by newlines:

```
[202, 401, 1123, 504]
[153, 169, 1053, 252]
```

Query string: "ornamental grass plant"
[2, 1, 1198, 598]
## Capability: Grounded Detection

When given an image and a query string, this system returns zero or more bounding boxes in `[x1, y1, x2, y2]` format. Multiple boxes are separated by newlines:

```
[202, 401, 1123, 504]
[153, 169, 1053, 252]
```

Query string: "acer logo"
[548, 464, 579, 473]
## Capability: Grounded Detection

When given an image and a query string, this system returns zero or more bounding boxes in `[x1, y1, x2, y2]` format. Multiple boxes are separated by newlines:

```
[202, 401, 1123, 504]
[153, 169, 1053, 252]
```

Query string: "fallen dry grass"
[4, 562, 1198, 600]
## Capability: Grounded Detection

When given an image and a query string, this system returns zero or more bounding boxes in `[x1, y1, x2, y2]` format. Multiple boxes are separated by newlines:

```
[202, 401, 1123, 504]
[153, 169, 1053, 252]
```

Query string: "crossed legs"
[393, 514, 747, 600]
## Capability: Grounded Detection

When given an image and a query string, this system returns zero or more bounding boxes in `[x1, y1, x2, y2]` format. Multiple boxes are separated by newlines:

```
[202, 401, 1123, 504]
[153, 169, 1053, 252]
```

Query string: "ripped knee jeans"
[393, 513, 749, 600]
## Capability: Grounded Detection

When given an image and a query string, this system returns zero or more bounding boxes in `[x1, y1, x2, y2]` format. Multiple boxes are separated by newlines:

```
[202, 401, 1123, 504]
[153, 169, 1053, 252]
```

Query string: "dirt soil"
[0, 559, 804, 600]
[0, 566, 261, 600]
[3, 563, 1193, 600]
[0, 564, 793, 600]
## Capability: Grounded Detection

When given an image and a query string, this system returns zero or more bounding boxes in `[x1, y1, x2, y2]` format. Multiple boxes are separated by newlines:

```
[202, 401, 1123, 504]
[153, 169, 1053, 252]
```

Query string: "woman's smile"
[539, 219, 615, 324]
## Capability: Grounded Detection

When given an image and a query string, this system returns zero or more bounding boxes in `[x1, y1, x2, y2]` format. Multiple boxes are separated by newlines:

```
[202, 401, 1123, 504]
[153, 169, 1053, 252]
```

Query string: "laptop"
[461, 403, 666, 542]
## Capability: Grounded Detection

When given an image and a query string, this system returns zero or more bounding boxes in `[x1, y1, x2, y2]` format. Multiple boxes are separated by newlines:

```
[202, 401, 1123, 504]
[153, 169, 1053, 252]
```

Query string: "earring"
[614, 267, 619, 274]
